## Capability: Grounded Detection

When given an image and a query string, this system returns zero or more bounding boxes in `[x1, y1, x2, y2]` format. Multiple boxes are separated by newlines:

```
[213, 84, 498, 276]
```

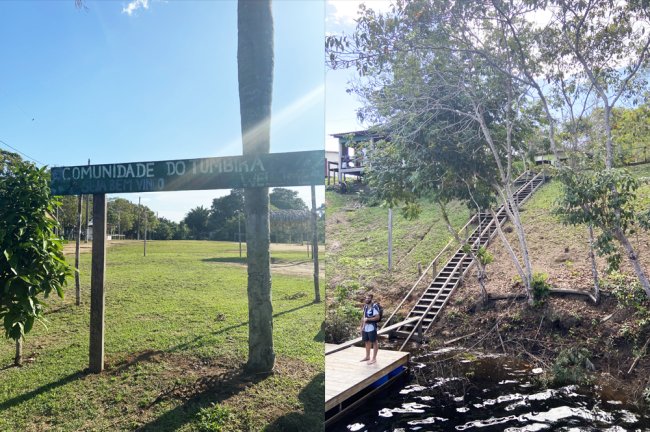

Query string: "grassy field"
[0, 241, 324, 431]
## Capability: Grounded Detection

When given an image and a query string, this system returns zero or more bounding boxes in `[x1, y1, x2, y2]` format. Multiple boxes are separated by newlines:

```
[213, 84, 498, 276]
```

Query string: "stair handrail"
[387, 171, 533, 330]
[399, 256, 466, 350]
[397, 170, 546, 348]
[381, 211, 481, 330]
[398, 212, 499, 349]
[515, 171, 545, 207]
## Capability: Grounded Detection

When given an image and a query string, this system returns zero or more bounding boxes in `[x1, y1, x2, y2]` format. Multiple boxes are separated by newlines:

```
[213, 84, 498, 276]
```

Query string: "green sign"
[51, 150, 324, 195]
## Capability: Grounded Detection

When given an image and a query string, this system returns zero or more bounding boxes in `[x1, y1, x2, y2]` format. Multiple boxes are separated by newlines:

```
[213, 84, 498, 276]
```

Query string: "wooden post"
[311, 185, 320, 303]
[84, 159, 90, 243]
[388, 208, 393, 271]
[89, 193, 107, 373]
[55, 206, 59, 237]
[137, 196, 141, 241]
[238, 211, 242, 258]
[75, 194, 82, 306]
[143, 213, 147, 257]
[416, 320, 423, 344]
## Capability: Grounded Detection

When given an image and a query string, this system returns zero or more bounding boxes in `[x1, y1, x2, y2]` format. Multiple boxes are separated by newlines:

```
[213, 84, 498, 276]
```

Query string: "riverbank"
[325, 165, 650, 409]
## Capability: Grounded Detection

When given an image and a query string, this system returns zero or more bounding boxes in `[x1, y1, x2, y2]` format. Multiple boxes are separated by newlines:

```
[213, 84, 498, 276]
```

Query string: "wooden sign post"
[89, 194, 106, 373]
[311, 185, 320, 303]
[51, 150, 323, 373]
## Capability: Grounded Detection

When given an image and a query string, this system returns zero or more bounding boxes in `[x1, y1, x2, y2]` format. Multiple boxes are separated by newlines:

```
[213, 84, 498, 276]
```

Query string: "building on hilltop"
[330, 130, 384, 183]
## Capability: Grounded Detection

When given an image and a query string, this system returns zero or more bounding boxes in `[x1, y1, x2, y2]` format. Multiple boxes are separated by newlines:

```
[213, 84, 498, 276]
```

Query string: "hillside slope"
[326, 166, 650, 406]
[326, 187, 469, 302]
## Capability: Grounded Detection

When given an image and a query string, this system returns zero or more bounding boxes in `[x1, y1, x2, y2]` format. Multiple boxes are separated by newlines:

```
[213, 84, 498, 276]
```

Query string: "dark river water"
[329, 348, 650, 432]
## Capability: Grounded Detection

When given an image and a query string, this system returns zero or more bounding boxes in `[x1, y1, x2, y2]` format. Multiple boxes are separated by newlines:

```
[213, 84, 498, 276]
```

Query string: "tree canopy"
[327, 0, 650, 300]
[0, 157, 72, 340]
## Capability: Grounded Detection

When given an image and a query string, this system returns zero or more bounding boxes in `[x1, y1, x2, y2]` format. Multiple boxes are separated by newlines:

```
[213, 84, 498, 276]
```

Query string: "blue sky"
[0, 0, 324, 221]
[325, 1, 392, 152]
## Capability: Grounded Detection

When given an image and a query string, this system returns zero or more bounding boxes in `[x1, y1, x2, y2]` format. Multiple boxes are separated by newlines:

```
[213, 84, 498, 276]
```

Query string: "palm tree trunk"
[237, 0, 275, 373]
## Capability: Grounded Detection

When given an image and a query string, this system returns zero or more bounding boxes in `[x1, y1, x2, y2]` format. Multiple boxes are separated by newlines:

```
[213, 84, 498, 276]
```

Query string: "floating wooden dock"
[325, 343, 409, 427]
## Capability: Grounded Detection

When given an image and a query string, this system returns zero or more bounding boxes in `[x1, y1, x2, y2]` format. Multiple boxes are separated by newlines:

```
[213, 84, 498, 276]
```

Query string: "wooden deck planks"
[324, 317, 420, 355]
[325, 344, 409, 412]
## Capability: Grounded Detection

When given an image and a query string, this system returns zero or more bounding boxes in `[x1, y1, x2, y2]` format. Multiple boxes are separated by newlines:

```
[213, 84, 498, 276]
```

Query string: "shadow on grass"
[314, 321, 325, 342]
[263, 372, 325, 432]
[0, 370, 88, 411]
[106, 349, 166, 374]
[202, 257, 247, 264]
[202, 257, 306, 265]
[135, 366, 270, 432]
[169, 302, 316, 353]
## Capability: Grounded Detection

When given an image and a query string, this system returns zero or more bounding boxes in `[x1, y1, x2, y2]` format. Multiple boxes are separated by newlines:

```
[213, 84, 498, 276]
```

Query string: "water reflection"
[332, 348, 650, 431]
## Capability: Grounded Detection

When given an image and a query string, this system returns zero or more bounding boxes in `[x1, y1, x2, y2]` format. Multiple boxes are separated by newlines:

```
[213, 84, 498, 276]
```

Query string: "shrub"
[551, 347, 594, 386]
[531, 272, 551, 305]
[333, 281, 362, 304]
[325, 303, 362, 344]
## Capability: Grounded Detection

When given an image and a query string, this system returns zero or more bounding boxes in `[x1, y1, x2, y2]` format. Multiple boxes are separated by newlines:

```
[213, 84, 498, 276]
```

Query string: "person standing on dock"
[360, 293, 380, 364]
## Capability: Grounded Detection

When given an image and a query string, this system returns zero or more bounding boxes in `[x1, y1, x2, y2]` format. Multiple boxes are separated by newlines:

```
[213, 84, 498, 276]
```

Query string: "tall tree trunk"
[603, 104, 614, 169]
[438, 201, 489, 305]
[238, 0, 275, 373]
[588, 224, 600, 304]
[614, 229, 650, 298]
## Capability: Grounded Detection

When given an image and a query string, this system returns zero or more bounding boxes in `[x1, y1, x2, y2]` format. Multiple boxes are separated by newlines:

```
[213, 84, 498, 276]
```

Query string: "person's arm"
[367, 305, 380, 322]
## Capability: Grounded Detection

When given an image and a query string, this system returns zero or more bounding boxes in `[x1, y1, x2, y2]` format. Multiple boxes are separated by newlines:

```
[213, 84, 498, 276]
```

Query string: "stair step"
[414, 305, 443, 312]
[421, 295, 450, 301]
[404, 172, 546, 341]
[417, 297, 446, 303]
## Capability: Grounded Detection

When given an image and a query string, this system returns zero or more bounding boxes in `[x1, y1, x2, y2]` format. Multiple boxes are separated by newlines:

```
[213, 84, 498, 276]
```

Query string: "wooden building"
[330, 130, 384, 183]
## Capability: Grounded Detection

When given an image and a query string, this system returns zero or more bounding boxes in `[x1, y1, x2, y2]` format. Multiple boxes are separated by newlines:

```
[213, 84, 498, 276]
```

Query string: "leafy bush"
[551, 347, 594, 386]
[325, 303, 362, 344]
[333, 281, 362, 304]
[531, 272, 551, 305]
[196, 404, 232, 432]
[0, 158, 72, 340]
[608, 271, 650, 338]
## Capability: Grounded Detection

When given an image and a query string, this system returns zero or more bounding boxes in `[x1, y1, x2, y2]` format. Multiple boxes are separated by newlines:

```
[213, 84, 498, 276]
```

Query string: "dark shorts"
[362, 329, 377, 343]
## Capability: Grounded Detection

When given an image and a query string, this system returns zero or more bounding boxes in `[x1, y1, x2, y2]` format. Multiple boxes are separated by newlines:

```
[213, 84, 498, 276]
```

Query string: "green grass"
[524, 164, 650, 219]
[0, 240, 324, 431]
[326, 190, 470, 291]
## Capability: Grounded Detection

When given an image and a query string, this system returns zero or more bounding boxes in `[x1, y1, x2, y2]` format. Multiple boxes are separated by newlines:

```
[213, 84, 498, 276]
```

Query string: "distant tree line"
[55, 187, 324, 243]
[182, 188, 324, 243]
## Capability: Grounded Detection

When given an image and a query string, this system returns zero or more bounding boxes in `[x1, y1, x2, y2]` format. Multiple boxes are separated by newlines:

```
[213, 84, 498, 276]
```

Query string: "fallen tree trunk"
[487, 288, 596, 303]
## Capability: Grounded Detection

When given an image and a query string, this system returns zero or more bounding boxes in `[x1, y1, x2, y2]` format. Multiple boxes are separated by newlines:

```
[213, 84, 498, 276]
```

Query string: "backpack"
[373, 302, 384, 322]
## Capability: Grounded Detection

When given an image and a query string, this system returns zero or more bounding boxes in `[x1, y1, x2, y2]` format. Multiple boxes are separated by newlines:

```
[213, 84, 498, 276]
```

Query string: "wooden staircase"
[391, 171, 547, 349]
